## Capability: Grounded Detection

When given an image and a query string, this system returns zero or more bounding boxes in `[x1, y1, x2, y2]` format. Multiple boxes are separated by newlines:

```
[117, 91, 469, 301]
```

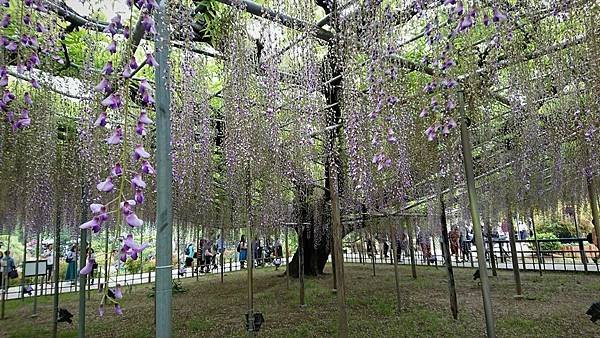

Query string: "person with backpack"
[184, 243, 194, 268]
[65, 245, 78, 283]
[273, 239, 283, 270]
[238, 235, 247, 269]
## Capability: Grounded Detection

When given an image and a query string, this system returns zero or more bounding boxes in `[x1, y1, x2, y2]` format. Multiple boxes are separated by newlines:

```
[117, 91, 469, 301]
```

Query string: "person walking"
[273, 239, 283, 270]
[65, 245, 78, 283]
[3, 251, 17, 283]
[0, 251, 4, 289]
[238, 235, 248, 269]
[184, 243, 194, 268]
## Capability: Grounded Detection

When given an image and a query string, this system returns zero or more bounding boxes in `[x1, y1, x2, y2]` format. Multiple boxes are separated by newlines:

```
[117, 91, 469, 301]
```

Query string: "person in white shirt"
[42, 244, 54, 281]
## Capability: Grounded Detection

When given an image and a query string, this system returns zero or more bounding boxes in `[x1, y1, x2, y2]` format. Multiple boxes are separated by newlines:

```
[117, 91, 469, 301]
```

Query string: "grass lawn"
[1, 263, 598, 337]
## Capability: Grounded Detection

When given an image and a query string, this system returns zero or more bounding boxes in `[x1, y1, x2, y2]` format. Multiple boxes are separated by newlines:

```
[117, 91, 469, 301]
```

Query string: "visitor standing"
[88, 248, 97, 284]
[0, 251, 4, 289]
[42, 243, 54, 282]
[519, 221, 528, 240]
[184, 243, 194, 268]
[3, 251, 16, 282]
[273, 239, 283, 270]
[449, 226, 460, 262]
[65, 245, 78, 283]
[238, 235, 247, 269]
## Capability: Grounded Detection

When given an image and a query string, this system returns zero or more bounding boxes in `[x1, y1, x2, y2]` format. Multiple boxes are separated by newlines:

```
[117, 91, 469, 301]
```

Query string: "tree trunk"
[287, 226, 330, 277]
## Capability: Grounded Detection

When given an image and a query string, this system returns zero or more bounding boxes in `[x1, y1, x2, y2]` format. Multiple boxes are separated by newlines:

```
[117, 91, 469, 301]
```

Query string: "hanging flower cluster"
[0, 0, 53, 131]
[419, 1, 508, 141]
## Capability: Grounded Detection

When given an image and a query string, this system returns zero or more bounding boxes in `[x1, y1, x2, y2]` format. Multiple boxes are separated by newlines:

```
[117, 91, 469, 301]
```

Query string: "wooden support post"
[439, 197, 458, 319]
[299, 223, 305, 306]
[485, 215, 497, 277]
[458, 89, 495, 337]
[32, 232, 41, 317]
[506, 207, 523, 298]
[530, 209, 543, 276]
[587, 177, 600, 251]
[407, 219, 417, 279]
[285, 225, 289, 289]
[388, 221, 402, 313]
[331, 234, 337, 291]
[246, 170, 255, 337]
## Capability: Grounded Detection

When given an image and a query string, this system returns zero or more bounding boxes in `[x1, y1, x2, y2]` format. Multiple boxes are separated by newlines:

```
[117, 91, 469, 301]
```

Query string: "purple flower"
[29, 53, 40, 66]
[125, 213, 143, 228]
[134, 144, 150, 160]
[131, 174, 147, 189]
[129, 57, 138, 70]
[134, 189, 144, 204]
[121, 200, 135, 215]
[94, 112, 107, 127]
[455, 1, 464, 15]
[97, 177, 114, 192]
[123, 26, 130, 39]
[111, 162, 123, 177]
[141, 91, 154, 106]
[79, 216, 102, 232]
[2, 88, 14, 102]
[123, 233, 149, 253]
[111, 14, 122, 28]
[5, 41, 17, 52]
[441, 78, 457, 89]
[106, 126, 123, 145]
[446, 98, 456, 111]
[138, 80, 152, 94]
[442, 58, 455, 70]
[102, 61, 113, 75]
[95, 77, 112, 93]
[142, 14, 156, 34]
[35, 22, 47, 32]
[23, 14, 31, 25]
[115, 304, 123, 316]
[101, 93, 122, 109]
[30, 78, 40, 89]
[146, 53, 158, 67]
[423, 81, 436, 94]
[23, 92, 32, 105]
[443, 0, 455, 4]
[493, 7, 507, 22]
[122, 66, 133, 79]
[138, 111, 153, 124]
[90, 203, 104, 214]
[419, 108, 429, 118]
[145, 0, 159, 10]
[135, 121, 146, 136]
[387, 128, 396, 143]
[141, 160, 155, 174]
[107, 40, 117, 53]
[79, 258, 95, 275]
[12, 110, 31, 131]
[0, 14, 10, 27]
[104, 22, 118, 36]
[459, 16, 473, 31]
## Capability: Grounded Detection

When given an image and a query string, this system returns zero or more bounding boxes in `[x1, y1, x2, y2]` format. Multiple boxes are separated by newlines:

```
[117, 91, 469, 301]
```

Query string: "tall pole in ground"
[506, 206, 523, 297]
[32, 231, 41, 317]
[587, 177, 600, 249]
[246, 169, 255, 337]
[285, 224, 289, 289]
[485, 214, 497, 277]
[458, 89, 495, 337]
[439, 197, 458, 319]
[52, 207, 62, 338]
[298, 223, 305, 306]
[328, 173, 349, 337]
[154, 0, 173, 335]
[78, 186, 89, 338]
[20, 224, 27, 300]
[407, 218, 417, 279]
[530, 209, 543, 276]
[388, 220, 402, 313]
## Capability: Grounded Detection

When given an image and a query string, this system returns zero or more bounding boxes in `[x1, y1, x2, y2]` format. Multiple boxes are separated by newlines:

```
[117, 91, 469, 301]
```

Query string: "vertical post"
[573, 206, 580, 239]
[458, 89, 495, 338]
[154, 0, 173, 335]
[0, 234, 12, 320]
[505, 209, 522, 297]
[32, 231, 41, 317]
[530, 209, 542, 276]
[78, 186, 89, 338]
[331, 234, 337, 291]
[407, 219, 417, 279]
[587, 177, 600, 251]
[20, 225, 27, 300]
[246, 170, 255, 337]
[176, 220, 180, 280]
[299, 223, 305, 306]
[328, 173, 349, 337]
[52, 208, 62, 338]
[485, 216, 497, 277]
[388, 221, 402, 313]
[221, 216, 225, 283]
[439, 197, 458, 319]
[285, 225, 289, 289]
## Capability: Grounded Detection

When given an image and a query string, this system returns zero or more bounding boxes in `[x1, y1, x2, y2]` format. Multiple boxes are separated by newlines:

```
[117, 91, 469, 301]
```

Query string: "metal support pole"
[32, 232, 40, 317]
[299, 223, 305, 306]
[20, 225, 27, 300]
[439, 197, 458, 319]
[285, 225, 289, 289]
[78, 186, 89, 338]
[154, 0, 173, 335]
[246, 170, 255, 338]
[52, 207, 62, 338]
[458, 90, 495, 337]
[328, 173, 349, 337]
[530, 209, 542, 276]
[388, 221, 402, 313]
[407, 219, 417, 279]
[485, 215, 497, 277]
[506, 208, 523, 298]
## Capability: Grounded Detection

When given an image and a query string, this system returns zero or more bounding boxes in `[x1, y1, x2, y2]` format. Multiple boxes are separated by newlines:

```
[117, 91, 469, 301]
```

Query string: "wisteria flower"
[111, 162, 123, 176]
[106, 126, 123, 145]
[23, 92, 32, 105]
[133, 144, 150, 160]
[114, 304, 123, 316]
[141, 90, 154, 106]
[94, 112, 107, 128]
[97, 177, 114, 192]
[12, 110, 31, 130]
[138, 111, 153, 124]
[101, 93, 122, 109]
[90, 203, 104, 214]
[102, 61, 113, 75]
[141, 160, 155, 174]
[0, 14, 10, 27]
[107, 40, 117, 53]
[138, 80, 152, 95]
[141, 14, 156, 34]
[493, 7, 507, 22]
[125, 213, 143, 228]
[134, 189, 144, 204]
[95, 77, 112, 93]
[135, 121, 146, 136]
[146, 53, 158, 67]
[80, 258, 96, 275]
[131, 174, 146, 189]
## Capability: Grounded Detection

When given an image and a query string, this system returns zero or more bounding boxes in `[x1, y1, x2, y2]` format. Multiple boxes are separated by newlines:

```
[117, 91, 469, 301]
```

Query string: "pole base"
[513, 294, 524, 300]
[332, 288, 337, 293]
[30, 314, 38, 318]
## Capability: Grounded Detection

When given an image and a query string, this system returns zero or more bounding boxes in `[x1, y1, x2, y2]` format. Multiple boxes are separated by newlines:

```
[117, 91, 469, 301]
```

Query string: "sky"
[66, 0, 130, 20]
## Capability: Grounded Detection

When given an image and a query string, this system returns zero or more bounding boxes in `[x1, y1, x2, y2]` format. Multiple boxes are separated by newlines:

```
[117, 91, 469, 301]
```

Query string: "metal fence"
[342, 237, 600, 273]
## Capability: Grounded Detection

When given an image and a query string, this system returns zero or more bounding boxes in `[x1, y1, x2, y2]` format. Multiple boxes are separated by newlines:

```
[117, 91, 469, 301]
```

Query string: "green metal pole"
[388, 221, 401, 313]
[439, 197, 458, 319]
[20, 224, 27, 300]
[32, 231, 40, 317]
[78, 186, 89, 338]
[587, 177, 600, 250]
[154, 0, 173, 336]
[505, 206, 523, 298]
[458, 90, 496, 338]
[246, 170, 255, 338]
[52, 207, 62, 338]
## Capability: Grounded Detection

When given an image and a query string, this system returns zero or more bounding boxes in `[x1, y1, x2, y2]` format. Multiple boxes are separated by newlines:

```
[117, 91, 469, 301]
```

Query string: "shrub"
[529, 232, 561, 252]
[537, 219, 573, 238]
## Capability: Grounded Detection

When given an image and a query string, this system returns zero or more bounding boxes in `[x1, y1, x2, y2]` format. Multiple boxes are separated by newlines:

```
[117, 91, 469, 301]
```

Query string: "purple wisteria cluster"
[77, 0, 161, 316]
[0, 0, 52, 131]
[420, 1, 507, 141]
